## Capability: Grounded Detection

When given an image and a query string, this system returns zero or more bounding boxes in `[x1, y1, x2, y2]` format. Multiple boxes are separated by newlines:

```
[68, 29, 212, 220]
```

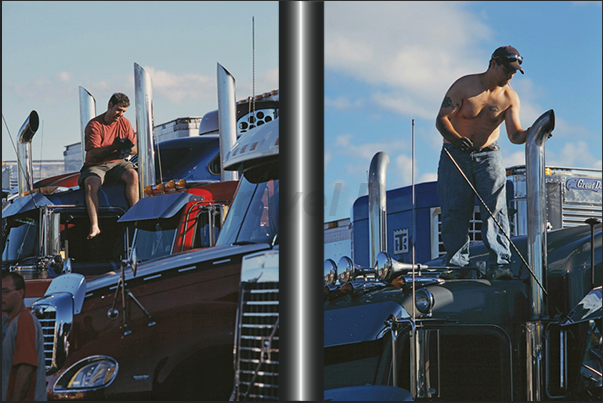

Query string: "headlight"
[54, 356, 118, 391]
[415, 288, 434, 314]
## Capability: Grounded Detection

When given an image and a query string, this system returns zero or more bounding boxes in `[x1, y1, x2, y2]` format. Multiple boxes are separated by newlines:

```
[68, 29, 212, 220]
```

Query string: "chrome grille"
[34, 305, 57, 372]
[562, 203, 603, 227]
[234, 281, 279, 400]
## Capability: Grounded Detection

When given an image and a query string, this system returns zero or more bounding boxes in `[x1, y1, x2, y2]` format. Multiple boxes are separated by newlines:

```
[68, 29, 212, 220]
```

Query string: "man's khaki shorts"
[78, 160, 136, 188]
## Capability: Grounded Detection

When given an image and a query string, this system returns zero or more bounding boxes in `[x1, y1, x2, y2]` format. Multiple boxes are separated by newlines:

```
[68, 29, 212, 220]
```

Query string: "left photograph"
[2, 1, 279, 401]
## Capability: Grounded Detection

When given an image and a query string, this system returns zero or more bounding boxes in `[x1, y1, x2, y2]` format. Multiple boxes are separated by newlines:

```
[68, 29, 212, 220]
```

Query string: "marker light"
[337, 256, 355, 284]
[340, 282, 354, 295]
[391, 276, 406, 289]
[415, 288, 435, 314]
[324, 259, 337, 286]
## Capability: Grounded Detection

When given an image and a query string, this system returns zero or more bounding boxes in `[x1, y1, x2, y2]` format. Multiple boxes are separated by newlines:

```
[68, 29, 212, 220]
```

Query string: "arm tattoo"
[512, 131, 521, 141]
[488, 106, 499, 113]
[441, 96, 459, 110]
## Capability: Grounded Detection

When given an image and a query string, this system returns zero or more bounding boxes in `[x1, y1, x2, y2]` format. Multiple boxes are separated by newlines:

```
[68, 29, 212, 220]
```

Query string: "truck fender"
[44, 273, 87, 314]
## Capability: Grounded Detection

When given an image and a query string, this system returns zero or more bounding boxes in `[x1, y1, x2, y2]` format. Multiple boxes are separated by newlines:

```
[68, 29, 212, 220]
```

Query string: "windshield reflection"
[2, 216, 39, 263]
[217, 163, 278, 246]
[133, 217, 178, 262]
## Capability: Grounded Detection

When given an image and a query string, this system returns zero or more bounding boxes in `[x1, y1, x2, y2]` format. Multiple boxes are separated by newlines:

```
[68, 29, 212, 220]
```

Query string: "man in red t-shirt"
[78, 93, 139, 239]
[2, 271, 47, 401]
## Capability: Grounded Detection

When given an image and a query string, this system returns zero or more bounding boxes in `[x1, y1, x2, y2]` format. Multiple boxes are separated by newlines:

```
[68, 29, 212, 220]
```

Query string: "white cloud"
[394, 153, 413, 187]
[504, 150, 526, 167]
[547, 140, 601, 169]
[324, 1, 547, 125]
[371, 91, 437, 120]
[325, 2, 493, 94]
[141, 66, 215, 103]
[420, 172, 438, 183]
[334, 132, 409, 162]
[58, 72, 70, 82]
[325, 96, 366, 111]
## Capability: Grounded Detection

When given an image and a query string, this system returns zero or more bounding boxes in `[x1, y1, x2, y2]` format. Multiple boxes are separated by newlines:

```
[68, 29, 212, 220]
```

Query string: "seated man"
[78, 93, 138, 239]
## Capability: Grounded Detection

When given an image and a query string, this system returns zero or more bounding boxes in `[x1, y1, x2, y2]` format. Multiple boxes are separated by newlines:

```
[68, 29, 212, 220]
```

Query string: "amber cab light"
[340, 282, 354, 295]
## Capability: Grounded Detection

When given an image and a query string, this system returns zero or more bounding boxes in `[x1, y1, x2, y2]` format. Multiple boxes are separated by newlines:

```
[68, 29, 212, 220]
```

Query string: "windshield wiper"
[233, 241, 257, 246]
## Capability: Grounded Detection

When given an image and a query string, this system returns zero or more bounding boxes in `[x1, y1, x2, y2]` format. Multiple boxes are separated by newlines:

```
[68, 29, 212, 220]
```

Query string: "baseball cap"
[491, 46, 524, 74]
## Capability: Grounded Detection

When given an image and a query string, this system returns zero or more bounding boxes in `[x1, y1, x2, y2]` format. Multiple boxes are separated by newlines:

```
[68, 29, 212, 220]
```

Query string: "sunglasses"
[504, 54, 523, 65]
[494, 54, 523, 65]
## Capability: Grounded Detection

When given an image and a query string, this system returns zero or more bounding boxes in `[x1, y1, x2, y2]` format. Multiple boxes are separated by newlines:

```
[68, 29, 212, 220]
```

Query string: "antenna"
[411, 119, 416, 321]
[252, 16, 256, 118]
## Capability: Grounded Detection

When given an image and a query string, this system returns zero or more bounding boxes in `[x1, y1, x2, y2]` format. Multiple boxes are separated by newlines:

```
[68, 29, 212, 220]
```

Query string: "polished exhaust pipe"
[217, 63, 238, 181]
[78, 87, 96, 167]
[526, 109, 554, 319]
[17, 110, 40, 196]
[524, 109, 554, 401]
[368, 152, 389, 267]
[134, 63, 156, 198]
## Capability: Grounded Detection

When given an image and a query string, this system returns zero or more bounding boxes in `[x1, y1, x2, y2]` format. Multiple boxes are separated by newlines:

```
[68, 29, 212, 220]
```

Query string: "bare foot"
[87, 227, 101, 239]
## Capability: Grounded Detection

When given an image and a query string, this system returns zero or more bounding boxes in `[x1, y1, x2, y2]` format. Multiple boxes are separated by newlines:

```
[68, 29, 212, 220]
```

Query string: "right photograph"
[323, 2, 602, 401]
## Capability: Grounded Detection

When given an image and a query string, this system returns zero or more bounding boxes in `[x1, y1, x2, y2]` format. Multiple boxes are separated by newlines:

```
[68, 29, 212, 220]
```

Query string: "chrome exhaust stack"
[524, 109, 555, 401]
[78, 87, 96, 167]
[368, 152, 390, 267]
[134, 63, 157, 198]
[217, 63, 238, 181]
[17, 110, 40, 196]
[526, 109, 554, 319]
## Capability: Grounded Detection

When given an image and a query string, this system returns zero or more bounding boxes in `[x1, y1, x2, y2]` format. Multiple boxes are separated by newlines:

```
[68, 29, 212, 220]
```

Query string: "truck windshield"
[2, 215, 39, 263]
[216, 163, 278, 246]
[132, 216, 179, 262]
[324, 338, 389, 391]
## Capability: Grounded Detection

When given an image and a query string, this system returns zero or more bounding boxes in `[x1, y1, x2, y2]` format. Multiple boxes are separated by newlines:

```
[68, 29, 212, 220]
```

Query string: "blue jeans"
[437, 142, 511, 268]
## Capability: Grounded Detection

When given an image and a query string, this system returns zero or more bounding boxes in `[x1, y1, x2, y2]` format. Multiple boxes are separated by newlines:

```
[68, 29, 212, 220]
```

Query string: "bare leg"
[121, 168, 139, 207]
[84, 176, 102, 239]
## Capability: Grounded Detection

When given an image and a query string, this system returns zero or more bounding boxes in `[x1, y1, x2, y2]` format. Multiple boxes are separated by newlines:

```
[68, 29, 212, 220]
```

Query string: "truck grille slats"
[233, 281, 279, 400]
[562, 204, 602, 226]
[36, 307, 57, 370]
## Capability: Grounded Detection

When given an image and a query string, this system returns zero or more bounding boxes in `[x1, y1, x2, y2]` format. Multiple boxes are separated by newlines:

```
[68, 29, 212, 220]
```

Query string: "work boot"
[487, 265, 513, 280]
[439, 267, 472, 280]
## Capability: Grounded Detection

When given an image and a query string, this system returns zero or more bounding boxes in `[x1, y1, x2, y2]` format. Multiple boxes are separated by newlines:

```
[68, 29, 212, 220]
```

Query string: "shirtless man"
[435, 46, 529, 280]
[78, 93, 139, 239]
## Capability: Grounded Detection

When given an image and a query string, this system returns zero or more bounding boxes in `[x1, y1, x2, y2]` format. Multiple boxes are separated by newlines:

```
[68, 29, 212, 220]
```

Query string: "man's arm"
[86, 143, 120, 161]
[9, 363, 37, 400]
[505, 91, 529, 144]
[435, 83, 464, 144]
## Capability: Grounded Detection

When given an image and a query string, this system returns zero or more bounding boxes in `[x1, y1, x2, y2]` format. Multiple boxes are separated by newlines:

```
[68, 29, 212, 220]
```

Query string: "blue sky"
[324, 1, 602, 222]
[2, 1, 278, 162]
